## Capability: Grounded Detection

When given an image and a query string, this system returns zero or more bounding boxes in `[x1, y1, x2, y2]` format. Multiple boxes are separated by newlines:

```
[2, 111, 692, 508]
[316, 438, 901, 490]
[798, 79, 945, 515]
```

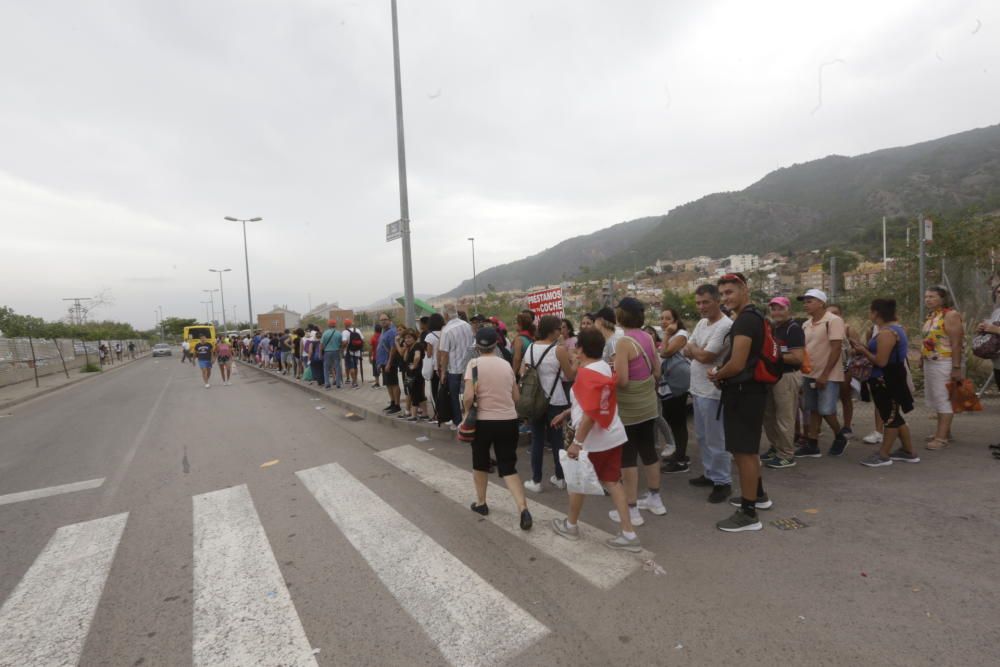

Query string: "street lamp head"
[250, 217, 263, 222]
[224, 216, 238, 221]
[468, 237, 474, 241]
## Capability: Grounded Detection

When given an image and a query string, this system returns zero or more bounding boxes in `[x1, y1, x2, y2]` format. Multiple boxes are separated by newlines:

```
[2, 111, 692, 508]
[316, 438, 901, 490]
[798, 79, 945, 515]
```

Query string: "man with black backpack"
[707, 273, 778, 532]
[341, 319, 365, 389]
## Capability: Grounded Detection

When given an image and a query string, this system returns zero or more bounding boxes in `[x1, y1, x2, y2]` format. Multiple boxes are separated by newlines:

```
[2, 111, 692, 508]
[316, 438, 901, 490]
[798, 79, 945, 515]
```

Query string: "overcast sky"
[1, 1, 997, 328]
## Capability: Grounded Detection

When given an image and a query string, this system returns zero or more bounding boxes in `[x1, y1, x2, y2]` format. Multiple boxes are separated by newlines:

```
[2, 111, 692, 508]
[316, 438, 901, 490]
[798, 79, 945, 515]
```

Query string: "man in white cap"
[796, 288, 849, 458]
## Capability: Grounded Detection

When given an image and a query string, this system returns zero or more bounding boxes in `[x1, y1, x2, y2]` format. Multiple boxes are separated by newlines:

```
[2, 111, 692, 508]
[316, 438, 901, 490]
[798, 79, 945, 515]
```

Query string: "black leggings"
[661, 393, 689, 459]
[472, 419, 519, 477]
[622, 419, 658, 468]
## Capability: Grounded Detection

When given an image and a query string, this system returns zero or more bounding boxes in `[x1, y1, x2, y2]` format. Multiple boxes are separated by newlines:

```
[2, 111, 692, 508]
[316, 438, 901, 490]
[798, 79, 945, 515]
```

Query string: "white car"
[152, 343, 172, 357]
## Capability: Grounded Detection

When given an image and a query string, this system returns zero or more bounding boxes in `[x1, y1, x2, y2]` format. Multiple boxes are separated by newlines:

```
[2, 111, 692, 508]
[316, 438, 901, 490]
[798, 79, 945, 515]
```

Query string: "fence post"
[55, 337, 70, 379]
[27, 336, 40, 388]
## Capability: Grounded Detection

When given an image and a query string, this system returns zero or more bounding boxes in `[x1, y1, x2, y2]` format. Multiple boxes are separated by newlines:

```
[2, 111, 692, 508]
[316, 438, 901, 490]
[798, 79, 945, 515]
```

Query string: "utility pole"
[391, 0, 416, 329]
[830, 255, 837, 302]
[882, 216, 888, 268]
[918, 214, 926, 325]
[203, 289, 219, 326]
[468, 237, 478, 313]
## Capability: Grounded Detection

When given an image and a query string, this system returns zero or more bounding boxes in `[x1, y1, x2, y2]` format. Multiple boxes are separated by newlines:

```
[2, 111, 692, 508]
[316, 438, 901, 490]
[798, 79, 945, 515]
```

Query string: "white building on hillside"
[728, 254, 760, 273]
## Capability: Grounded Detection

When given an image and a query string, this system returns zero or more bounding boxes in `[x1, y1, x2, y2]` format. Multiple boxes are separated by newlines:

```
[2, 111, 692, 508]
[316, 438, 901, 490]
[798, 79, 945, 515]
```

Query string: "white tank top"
[527, 341, 567, 407]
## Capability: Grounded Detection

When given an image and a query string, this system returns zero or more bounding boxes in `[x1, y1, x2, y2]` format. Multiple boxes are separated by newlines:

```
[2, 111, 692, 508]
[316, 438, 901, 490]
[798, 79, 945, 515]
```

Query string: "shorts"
[382, 366, 399, 386]
[870, 378, 906, 429]
[621, 419, 657, 468]
[587, 446, 624, 483]
[344, 354, 359, 370]
[472, 419, 519, 477]
[721, 386, 767, 454]
[408, 376, 427, 404]
[218, 356, 231, 365]
[198, 359, 212, 369]
[802, 379, 841, 416]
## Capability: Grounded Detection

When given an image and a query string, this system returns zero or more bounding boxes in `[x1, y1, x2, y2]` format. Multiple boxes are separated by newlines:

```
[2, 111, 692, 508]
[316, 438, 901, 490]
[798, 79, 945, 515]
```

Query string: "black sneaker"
[794, 443, 822, 458]
[828, 437, 849, 457]
[385, 404, 401, 414]
[728, 493, 773, 510]
[661, 460, 690, 474]
[708, 484, 731, 504]
[470, 502, 489, 516]
[689, 474, 714, 487]
[717, 508, 763, 532]
[519, 509, 533, 531]
[759, 447, 777, 461]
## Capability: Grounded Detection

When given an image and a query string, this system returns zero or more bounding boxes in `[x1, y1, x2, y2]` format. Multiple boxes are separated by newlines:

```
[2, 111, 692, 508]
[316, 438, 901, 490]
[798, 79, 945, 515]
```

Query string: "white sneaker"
[660, 443, 677, 459]
[637, 492, 667, 515]
[862, 431, 883, 444]
[449, 423, 460, 431]
[204, 383, 210, 388]
[549, 475, 566, 490]
[524, 480, 543, 493]
[608, 506, 645, 527]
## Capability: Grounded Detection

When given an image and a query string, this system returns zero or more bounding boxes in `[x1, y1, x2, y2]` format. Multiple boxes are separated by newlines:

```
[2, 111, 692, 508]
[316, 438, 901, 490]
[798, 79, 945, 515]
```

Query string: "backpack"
[348, 328, 364, 353]
[658, 353, 691, 397]
[729, 306, 782, 385]
[515, 343, 561, 421]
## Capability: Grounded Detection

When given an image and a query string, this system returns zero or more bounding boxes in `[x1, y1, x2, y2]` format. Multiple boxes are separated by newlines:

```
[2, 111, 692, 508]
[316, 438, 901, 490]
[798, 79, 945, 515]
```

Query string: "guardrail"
[0, 338, 151, 388]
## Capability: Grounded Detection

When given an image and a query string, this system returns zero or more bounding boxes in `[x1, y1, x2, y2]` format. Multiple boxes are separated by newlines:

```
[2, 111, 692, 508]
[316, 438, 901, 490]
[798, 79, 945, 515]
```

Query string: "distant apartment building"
[844, 261, 885, 292]
[257, 306, 301, 332]
[799, 264, 831, 291]
[727, 254, 760, 273]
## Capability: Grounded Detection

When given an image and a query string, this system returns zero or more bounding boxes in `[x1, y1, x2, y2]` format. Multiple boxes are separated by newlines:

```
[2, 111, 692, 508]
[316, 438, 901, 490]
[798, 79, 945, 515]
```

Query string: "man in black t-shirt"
[707, 273, 772, 532]
[761, 297, 805, 469]
[194, 335, 215, 388]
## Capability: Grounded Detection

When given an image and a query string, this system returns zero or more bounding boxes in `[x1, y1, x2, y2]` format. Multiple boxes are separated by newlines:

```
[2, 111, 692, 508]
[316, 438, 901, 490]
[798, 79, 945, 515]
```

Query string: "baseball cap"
[344, 318, 353, 326]
[327, 319, 337, 327]
[595, 306, 616, 323]
[470, 313, 486, 322]
[768, 296, 792, 309]
[616, 297, 645, 313]
[797, 288, 828, 303]
[475, 326, 498, 348]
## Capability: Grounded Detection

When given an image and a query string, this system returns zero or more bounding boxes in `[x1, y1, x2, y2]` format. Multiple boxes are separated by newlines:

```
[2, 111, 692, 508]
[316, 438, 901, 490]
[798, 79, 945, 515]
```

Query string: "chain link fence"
[0, 337, 150, 388]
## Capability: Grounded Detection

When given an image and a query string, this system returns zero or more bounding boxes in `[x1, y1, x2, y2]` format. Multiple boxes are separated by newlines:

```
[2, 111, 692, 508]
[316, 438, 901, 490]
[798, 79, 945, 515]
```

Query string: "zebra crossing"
[0, 445, 654, 666]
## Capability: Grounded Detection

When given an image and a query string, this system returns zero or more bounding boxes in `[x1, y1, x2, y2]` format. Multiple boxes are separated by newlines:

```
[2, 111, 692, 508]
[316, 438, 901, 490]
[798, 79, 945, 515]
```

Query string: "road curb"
[0, 354, 153, 412]
[237, 361, 458, 443]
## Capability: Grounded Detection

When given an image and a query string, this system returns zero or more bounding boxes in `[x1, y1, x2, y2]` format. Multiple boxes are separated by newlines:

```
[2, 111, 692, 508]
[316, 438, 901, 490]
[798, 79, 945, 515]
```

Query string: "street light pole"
[224, 216, 262, 333]
[468, 237, 478, 312]
[201, 300, 212, 322]
[210, 268, 232, 334]
[203, 289, 219, 326]
[391, 0, 416, 328]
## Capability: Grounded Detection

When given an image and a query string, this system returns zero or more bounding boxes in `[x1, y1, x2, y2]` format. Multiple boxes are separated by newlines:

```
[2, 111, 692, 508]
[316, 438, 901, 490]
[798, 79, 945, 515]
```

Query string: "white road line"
[0, 477, 105, 506]
[0, 512, 128, 666]
[297, 463, 549, 667]
[378, 445, 652, 589]
[192, 485, 316, 667]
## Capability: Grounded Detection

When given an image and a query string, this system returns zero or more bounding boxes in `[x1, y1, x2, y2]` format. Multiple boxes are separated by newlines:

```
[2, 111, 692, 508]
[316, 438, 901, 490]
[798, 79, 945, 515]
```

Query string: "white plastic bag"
[558, 449, 605, 496]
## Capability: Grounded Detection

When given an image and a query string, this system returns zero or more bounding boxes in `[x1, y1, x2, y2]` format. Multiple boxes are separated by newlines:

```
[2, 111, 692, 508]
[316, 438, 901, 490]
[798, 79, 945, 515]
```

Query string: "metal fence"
[0, 337, 151, 389]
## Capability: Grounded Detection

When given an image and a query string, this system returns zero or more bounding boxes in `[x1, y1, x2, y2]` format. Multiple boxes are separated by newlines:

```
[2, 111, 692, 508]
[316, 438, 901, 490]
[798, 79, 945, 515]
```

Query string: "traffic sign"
[386, 220, 402, 242]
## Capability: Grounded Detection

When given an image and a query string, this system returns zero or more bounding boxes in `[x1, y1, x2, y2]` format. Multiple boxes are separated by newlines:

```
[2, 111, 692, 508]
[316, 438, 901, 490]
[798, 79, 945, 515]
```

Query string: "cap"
[796, 288, 828, 303]
[344, 319, 353, 326]
[327, 319, 337, 327]
[595, 306, 616, 323]
[475, 326, 498, 348]
[470, 313, 486, 322]
[768, 296, 792, 309]
[616, 297, 645, 313]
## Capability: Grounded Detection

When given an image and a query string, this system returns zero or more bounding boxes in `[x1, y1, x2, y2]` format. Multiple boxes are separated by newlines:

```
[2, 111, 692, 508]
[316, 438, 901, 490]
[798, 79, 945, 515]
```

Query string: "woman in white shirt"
[658, 308, 692, 473]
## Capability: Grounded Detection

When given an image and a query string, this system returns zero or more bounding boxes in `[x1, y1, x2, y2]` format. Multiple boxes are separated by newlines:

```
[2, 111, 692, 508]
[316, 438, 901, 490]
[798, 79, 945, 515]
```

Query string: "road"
[1, 356, 998, 666]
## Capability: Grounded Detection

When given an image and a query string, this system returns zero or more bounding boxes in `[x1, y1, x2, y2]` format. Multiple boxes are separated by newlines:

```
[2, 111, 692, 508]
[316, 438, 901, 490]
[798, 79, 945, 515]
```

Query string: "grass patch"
[81, 363, 102, 373]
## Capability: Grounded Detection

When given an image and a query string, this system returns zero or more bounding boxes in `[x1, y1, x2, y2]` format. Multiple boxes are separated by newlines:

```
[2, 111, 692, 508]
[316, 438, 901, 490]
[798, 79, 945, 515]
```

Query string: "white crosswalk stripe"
[192, 484, 317, 667]
[0, 477, 105, 506]
[379, 444, 653, 588]
[297, 462, 550, 667]
[0, 512, 128, 667]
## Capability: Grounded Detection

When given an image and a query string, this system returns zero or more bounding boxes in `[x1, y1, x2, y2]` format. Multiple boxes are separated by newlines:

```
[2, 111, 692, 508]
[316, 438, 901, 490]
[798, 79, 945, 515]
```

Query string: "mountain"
[442, 123, 1000, 296]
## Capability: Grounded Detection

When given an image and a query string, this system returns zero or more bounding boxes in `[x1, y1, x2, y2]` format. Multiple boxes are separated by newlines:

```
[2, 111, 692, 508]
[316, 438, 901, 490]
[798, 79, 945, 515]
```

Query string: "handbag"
[971, 322, 1000, 359]
[947, 379, 983, 413]
[457, 364, 478, 442]
[848, 355, 873, 382]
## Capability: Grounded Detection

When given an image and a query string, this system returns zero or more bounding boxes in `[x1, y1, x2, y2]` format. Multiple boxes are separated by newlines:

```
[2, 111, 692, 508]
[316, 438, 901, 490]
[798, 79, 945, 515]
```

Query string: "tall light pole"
[157, 305, 164, 341]
[467, 237, 478, 312]
[209, 268, 231, 333]
[224, 216, 262, 333]
[390, 0, 416, 328]
[200, 300, 212, 322]
[153, 309, 160, 341]
[202, 289, 219, 325]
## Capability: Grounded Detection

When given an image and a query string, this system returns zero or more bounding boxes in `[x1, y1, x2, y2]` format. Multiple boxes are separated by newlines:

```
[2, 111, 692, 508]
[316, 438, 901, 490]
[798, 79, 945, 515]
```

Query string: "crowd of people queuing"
[195, 277, 1000, 545]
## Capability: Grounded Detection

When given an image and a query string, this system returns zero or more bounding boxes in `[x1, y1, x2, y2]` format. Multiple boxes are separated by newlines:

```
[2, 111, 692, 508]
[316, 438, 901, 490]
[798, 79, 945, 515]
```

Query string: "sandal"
[926, 438, 950, 451]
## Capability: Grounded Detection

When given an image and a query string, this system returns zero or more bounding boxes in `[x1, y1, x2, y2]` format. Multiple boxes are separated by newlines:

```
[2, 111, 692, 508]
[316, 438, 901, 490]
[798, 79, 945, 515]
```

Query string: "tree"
[160, 317, 198, 337]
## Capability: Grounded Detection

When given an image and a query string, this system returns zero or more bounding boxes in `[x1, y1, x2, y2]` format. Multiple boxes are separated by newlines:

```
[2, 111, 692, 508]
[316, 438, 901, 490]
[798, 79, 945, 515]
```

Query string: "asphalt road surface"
[1, 357, 998, 666]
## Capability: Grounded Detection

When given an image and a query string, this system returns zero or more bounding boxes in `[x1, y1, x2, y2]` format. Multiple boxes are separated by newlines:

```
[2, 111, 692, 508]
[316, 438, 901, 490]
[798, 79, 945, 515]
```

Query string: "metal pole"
[918, 214, 926, 325]
[55, 337, 70, 378]
[27, 335, 40, 387]
[830, 255, 837, 302]
[218, 272, 228, 334]
[468, 237, 477, 312]
[882, 216, 887, 268]
[242, 220, 254, 330]
[391, 0, 415, 329]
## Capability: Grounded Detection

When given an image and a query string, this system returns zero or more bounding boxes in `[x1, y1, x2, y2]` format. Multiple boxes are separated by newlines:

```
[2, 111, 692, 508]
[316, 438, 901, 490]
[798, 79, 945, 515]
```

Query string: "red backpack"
[746, 306, 782, 384]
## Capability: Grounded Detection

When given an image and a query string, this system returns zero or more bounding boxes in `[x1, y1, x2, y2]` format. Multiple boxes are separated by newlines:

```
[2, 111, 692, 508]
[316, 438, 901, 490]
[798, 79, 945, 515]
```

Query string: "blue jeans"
[447, 372, 464, 426]
[530, 404, 566, 484]
[692, 394, 731, 485]
[323, 350, 342, 388]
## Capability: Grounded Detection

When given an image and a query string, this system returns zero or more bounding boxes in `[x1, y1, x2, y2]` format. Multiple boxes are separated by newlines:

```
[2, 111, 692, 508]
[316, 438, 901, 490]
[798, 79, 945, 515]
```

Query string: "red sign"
[526, 287, 564, 319]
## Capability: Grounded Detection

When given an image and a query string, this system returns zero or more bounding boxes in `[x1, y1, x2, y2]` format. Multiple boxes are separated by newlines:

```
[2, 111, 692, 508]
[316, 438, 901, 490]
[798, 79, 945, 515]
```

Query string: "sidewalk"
[0, 353, 150, 411]
[237, 361, 461, 442]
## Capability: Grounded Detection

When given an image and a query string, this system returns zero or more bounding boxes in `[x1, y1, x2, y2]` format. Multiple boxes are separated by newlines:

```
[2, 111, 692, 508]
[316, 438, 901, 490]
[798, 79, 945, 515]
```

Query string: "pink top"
[464, 356, 518, 420]
[623, 329, 656, 380]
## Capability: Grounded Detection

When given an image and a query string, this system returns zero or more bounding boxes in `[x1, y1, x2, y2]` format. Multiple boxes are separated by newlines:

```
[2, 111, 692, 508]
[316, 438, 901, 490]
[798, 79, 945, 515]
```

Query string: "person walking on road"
[127, 341, 136, 359]
[464, 326, 533, 530]
[550, 327, 641, 552]
[181, 339, 192, 364]
[216, 337, 234, 386]
[321, 319, 343, 389]
[194, 335, 215, 388]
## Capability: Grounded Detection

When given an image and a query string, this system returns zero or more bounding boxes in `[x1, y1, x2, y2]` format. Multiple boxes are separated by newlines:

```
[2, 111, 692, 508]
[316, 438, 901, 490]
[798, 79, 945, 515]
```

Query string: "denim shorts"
[802, 379, 840, 416]
[197, 359, 212, 370]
